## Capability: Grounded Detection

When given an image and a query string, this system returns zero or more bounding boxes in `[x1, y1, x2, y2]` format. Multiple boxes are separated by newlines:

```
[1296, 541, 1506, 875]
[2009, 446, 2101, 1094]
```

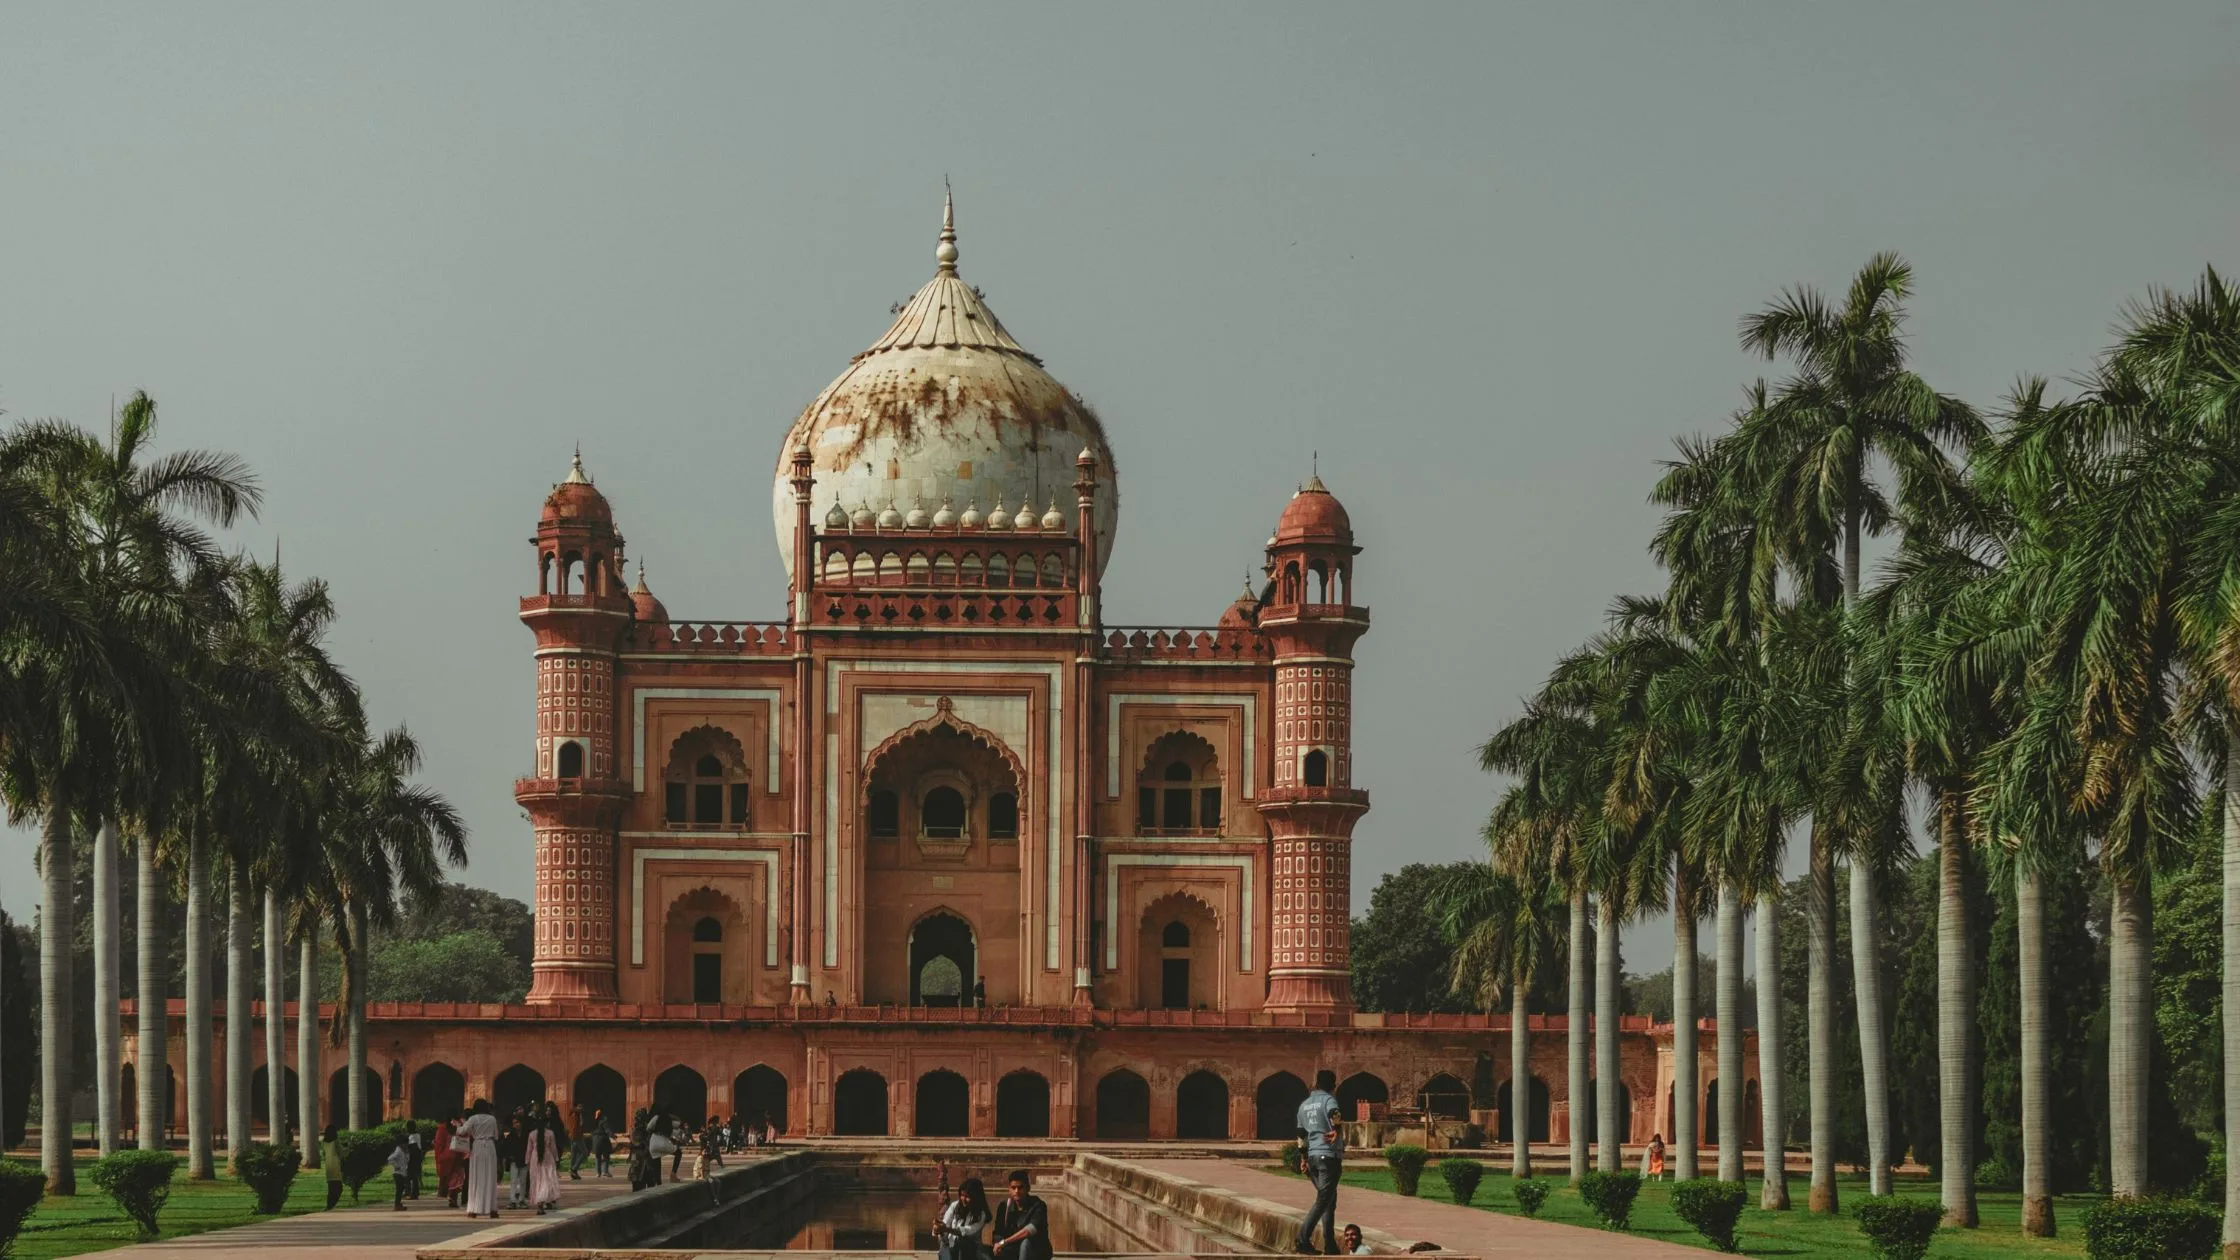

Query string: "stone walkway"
[1131, 1159, 1702, 1258]
[107, 1170, 632, 1260]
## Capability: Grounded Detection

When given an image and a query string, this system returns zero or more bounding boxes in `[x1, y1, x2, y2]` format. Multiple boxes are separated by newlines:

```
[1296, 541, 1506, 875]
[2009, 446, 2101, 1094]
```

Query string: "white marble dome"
[772, 196, 1120, 577]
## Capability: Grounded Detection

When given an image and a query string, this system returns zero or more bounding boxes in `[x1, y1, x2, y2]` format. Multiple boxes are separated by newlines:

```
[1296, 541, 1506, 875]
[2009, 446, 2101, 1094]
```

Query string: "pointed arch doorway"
[909, 912, 975, 1007]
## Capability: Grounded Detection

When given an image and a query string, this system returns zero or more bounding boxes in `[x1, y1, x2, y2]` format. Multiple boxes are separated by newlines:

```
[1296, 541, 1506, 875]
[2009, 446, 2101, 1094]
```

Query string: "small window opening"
[1162, 921, 1190, 948]
[923, 786, 966, 839]
[988, 792, 1019, 840]
[868, 790, 900, 838]
[692, 916, 723, 942]
[557, 741, 584, 778]
[1303, 749, 1329, 787]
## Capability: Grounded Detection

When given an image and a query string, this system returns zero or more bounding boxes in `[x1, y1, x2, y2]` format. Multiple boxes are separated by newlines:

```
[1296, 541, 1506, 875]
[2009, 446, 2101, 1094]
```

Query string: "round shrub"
[1438, 1159, 1485, 1206]
[233, 1142, 301, 1214]
[1384, 1144, 1429, 1197]
[1577, 1170, 1642, 1230]
[1972, 1157, 2017, 1190]
[0, 1161, 48, 1260]
[88, 1150, 179, 1239]
[1854, 1195, 1943, 1260]
[1511, 1178, 1551, 1217]
[1671, 1178, 1748, 1253]
[337, 1126, 406, 1203]
[2079, 1196, 2219, 1260]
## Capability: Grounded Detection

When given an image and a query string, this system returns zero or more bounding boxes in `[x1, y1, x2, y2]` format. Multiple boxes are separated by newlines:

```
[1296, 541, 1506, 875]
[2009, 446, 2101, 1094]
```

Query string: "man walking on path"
[1294, 1069, 1343, 1254]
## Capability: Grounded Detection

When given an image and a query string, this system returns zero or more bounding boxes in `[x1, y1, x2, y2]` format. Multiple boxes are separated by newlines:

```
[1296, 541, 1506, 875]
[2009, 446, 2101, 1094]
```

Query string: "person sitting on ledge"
[991, 1170, 1050, 1260]
[1341, 1224, 1368, 1255]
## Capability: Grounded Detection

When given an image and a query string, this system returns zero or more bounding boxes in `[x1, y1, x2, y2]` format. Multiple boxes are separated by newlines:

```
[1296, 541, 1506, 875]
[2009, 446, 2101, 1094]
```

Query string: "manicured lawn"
[9, 1157, 378, 1260]
[1289, 1162, 2108, 1257]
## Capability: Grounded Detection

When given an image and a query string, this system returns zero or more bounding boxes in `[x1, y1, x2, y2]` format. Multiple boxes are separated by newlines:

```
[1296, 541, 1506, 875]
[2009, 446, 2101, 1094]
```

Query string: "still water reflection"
[744, 1190, 1139, 1253]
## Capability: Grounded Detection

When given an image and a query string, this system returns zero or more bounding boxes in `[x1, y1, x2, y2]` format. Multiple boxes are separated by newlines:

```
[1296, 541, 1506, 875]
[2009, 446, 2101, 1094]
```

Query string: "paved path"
[107, 1170, 633, 1260]
[1132, 1159, 1702, 1258]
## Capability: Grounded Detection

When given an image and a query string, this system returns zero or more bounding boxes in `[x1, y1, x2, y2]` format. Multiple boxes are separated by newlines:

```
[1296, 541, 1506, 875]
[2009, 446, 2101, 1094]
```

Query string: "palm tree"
[1733, 254, 1982, 1195]
[1434, 859, 1563, 1179]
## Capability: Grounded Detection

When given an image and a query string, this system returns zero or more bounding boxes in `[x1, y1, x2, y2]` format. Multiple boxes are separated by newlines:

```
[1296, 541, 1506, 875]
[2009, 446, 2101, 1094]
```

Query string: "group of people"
[431, 1099, 579, 1217]
[932, 1169, 1052, 1260]
[1292, 1069, 1440, 1256]
[620, 1109, 780, 1191]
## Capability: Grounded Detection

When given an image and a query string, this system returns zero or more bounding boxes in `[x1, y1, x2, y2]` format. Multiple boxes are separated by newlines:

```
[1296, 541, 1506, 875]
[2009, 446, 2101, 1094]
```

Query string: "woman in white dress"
[528, 1103, 564, 1213]
[461, 1099, 501, 1217]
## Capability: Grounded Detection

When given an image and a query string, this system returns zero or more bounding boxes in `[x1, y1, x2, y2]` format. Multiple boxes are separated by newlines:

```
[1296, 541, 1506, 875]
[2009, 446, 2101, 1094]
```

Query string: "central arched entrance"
[914, 1070, 969, 1137]
[909, 912, 975, 1007]
[835, 1069, 889, 1136]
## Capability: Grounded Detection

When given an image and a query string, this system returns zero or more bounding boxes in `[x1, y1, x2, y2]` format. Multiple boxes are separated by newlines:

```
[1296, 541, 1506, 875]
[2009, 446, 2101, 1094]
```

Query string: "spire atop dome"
[566, 445, 590, 484]
[937, 182, 958, 273]
[853, 189, 1035, 364]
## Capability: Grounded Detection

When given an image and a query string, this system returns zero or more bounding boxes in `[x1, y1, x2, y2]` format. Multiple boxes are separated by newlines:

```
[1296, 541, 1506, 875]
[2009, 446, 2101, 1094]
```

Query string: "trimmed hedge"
[1510, 1178, 1550, 1217]
[1384, 1145, 1429, 1197]
[88, 1150, 179, 1238]
[337, 1124, 408, 1202]
[0, 1161, 47, 1259]
[1671, 1178, 1748, 1253]
[1854, 1195, 1943, 1260]
[1577, 1169, 1642, 1230]
[2079, 1196, 2219, 1260]
[233, 1142, 302, 1214]
[1438, 1159, 1484, 1206]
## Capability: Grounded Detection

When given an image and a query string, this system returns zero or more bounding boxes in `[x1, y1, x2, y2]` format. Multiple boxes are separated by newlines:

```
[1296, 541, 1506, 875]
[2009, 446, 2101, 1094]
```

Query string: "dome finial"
[565, 444, 590, 485]
[936, 178, 959, 273]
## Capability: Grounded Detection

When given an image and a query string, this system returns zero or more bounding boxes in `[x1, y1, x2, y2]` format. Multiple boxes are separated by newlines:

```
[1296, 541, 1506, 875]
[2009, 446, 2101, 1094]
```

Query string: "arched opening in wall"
[961, 554, 983, 585]
[1703, 1079, 1720, 1145]
[1334, 564, 1349, 606]
[824, 550, 851, 585]
[410, 1063, 465, 1122]
[868, 790, 900, 837]
[1417, 1072, 1471, 1121]
[1281, 561, 1301, 604]
[933, 553, 957, 585]
[987, 554, 1010, 586]
[563, 552, 583, 596]
[494, 1065, 547, 1118]
[1302, 749, 1329, 788]
[1308, 559, 1329, 604]
[1336, 1073, 1388, 1123]
[878, 553, 902, 584]
[913, 1070, 968, 1138]
[1255, 1073, 1310, 1140]
[573, 1065, 626, 1132]
[1095, 1070, 1149, 1140]
[834, 1070, 888, 1136]
[1041, 554, 1065, 586]
[1495, 1076, 1551, 1144]
[589, 552, 608, 596]
[1744, 1077, 1763, 1146]
[1135, 732, 1222, 835]
[1586, 1081, 1634, 1145]
[663, 887, 743, 1005]
[329, 1066, 384, 1125]
[1176, 1071, 1229, 1140]
[995, 1071, 1049, 1138]
[557, 741, 584, 779]
[1137, 893, 1217, 1012]
[734, 1065, 788, 1134]
[921, 786, 966, 838]
[852, 553, 876, 584]
[909, 912, 974, 1007]
[1013, 553, 1037, 587]
[250, 1065, 299, 1128]
[654, 1065, 707, 1127]
[987, 791, 1018, 840]
[906, 553, 930, 584]
[663, 726, 750, 827]
[540, 551, 554, 596]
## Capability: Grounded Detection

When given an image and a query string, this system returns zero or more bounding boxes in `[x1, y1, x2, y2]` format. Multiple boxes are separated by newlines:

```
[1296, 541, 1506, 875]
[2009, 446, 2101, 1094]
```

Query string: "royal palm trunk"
[2107, 869, 2151, 1198]
[226, 863, 253, 1162]
[1807, 830, 1838, 1212]
[137, 835, 166, 1150]
[1597, 895, 1622, 1172]
[1717, 883, 1745, 1182]
[1936, 790, 1976, 1225]
[297, 933, 319, 1167]
[39, 809, 76, 1193]
[1849, 859, 1893, 1195]
[185, 832, 213, 1177]
[2225, 725, 2240, 1256]
[264, 891, 285, 1143]
[2017, 864, 2052, 1237]
[92, 818, 121, 1158]
[1568, 890, 1589, 1184]
[1673, 869, 1699, 1181]
[348, 900, 369, 1128]
[1756, 884, 1790, 1209]
[1511, 980, 1531, 1179]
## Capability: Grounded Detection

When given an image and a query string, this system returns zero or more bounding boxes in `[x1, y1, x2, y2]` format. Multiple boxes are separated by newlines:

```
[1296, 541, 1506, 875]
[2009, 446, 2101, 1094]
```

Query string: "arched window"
[664, 728, 749, 827]
[987, 791, 1019, 840]
[868, 789, 900, 838]
[1136, 733, 1223, 835]
[692, 916, 722, 942]
[1159, 919, 1192, 1008]
[988, 554, 1009, 586]
[922, 786, 966, 839]
[557, 741, 584, 779]
[1162, 921, 1190, 949]
[1303, 748, 1329, 788]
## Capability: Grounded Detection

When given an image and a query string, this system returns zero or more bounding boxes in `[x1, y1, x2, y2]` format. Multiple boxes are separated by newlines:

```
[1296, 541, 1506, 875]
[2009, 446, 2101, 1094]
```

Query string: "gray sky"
[5, 2, 2236, 970]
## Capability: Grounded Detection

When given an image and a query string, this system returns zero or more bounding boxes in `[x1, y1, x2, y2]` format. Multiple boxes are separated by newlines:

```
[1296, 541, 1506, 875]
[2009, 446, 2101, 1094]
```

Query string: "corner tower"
[519, 453, 633, 1003]
[1257, 476, 1369, 1012]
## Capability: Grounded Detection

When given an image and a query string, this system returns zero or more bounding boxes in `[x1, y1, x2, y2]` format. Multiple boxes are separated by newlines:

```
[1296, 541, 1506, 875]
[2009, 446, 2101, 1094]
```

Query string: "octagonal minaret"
[519, 452, 633, 1003]
[1257, 477, 1370, 1012]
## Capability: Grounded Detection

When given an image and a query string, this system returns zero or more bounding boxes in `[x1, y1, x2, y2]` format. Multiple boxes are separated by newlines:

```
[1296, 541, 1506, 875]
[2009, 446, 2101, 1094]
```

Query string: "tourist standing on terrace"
[1293, 1070, 1343, 1255]
[460, 1099, 500, 1218]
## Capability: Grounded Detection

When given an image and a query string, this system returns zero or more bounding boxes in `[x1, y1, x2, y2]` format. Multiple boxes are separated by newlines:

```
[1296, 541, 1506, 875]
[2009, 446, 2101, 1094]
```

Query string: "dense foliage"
[1853, 1196, 1942, 1260]
[1436, 1158, 1484, 1205]
[338, 1124, 409, 1201]
[88, 1150, 179, 1237]
[1577, 1170, 1642, 1230]
[1510, 1177, 1550, 1217]
[231, 1142, 301, 1213]
[2077, 1196, 2220, 1260]
[1383, 1144, 1428, 1196]
[0, 1162, 46, 1259]
[0, 919, 28, 1150]
[1670, 1178, 1748, 1252]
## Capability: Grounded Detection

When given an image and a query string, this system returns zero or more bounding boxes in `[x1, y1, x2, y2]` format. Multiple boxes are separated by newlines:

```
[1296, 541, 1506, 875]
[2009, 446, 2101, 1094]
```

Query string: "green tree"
[1349, 863, 1484, 1014]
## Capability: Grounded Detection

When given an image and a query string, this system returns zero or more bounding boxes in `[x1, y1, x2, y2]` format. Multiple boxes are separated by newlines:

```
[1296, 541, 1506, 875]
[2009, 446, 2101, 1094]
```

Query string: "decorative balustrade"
[519, 592, 626, 613]
[632, 621, 793, 654]
[812, 589, 1073, 629]
[1102, 626, 1270, 663]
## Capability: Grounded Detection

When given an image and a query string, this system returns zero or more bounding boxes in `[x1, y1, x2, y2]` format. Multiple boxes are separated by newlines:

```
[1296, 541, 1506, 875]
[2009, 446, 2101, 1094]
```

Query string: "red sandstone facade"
[123, 206, 1759, 1150]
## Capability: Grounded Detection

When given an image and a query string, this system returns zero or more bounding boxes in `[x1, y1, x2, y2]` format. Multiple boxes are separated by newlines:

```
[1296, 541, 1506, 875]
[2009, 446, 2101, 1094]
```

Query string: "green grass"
[9, 1156, 411, 1260]
[1285, 1162, 2113, 1257]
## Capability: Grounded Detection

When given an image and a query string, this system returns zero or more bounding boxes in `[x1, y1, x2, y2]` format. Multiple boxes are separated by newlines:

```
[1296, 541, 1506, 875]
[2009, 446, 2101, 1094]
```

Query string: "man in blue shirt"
[1294, 1069, 1344, 1254]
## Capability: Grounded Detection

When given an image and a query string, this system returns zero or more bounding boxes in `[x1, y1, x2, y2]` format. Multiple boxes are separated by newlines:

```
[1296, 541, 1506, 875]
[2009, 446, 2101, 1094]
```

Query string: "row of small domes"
[822, 497, 1071, 533]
